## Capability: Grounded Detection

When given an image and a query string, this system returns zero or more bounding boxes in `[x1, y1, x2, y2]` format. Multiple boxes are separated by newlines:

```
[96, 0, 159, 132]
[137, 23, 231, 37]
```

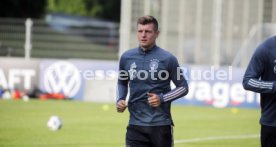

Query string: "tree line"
[0, 0, 121, 22]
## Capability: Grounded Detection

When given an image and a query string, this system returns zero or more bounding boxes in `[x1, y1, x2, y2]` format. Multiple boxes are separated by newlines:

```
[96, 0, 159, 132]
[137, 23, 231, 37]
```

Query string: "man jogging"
[116, 15, 189, 147]
[243, 36, 276, 147]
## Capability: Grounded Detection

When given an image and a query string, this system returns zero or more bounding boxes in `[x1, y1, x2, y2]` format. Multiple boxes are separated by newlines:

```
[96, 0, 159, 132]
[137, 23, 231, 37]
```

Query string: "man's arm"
[116, 56, 128, 112]
[117, 76, 128, 102]
[243, 44, 276, 94]
[160, 56, 189, 103]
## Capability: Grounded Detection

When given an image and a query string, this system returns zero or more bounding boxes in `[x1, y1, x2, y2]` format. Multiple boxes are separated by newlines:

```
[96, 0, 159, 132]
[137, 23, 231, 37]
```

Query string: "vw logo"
[44, 61, 81, 98]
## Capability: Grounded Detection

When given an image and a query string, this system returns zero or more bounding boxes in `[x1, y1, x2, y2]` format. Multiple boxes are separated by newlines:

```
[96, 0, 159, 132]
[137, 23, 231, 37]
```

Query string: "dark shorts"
[261, 125, 276, 147]
[126, 125, 173, 147]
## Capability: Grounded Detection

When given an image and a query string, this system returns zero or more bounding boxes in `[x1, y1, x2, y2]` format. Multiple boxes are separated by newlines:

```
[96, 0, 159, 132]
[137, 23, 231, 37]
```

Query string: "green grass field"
[0, 99, 260, 147]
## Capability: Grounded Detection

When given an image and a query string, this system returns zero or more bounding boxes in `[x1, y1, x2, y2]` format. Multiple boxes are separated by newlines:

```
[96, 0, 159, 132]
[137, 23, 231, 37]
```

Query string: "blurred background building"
[120, 0, 276, 67]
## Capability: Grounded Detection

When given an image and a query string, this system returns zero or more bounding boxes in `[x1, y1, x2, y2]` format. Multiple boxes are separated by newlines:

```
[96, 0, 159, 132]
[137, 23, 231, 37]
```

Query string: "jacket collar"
[138, 45, 157, 54]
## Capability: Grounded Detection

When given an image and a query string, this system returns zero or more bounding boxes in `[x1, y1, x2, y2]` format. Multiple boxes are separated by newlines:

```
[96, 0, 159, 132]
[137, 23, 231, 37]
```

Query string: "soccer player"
[243, 36, 276, 147]
[116, 15, 189, 147]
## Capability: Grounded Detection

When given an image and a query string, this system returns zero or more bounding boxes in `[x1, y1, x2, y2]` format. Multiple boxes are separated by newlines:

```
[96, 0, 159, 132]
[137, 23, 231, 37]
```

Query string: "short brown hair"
[137, 15, 159, 31]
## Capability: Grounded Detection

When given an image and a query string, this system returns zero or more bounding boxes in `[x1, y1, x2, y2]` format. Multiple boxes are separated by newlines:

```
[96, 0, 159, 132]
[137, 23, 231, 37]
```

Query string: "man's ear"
[156, 30, 160, 37]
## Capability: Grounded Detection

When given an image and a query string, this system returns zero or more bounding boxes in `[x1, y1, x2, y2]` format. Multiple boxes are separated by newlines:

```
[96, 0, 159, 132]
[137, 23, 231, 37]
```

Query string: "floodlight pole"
[144, 0, 150, 15]
[119, 0, 132, 56]
[177, 0, 186, 65]
[160, 0, 168, 49]
[212, 0, 223, 66]
[25, 18, 33, 60]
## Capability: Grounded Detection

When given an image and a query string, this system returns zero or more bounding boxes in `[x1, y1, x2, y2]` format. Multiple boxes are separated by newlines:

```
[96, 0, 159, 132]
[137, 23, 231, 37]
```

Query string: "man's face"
[137, 23, 159, 50]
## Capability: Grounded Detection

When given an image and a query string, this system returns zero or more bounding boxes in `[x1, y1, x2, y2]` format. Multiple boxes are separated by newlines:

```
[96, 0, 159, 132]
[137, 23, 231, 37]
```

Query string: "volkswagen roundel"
[44, 61, 81, 98]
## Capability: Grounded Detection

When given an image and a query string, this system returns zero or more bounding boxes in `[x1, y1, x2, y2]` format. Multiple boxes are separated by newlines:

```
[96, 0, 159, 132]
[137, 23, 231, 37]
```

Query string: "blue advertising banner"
[39, 59, 117, 100]
[174, 65, 260, 108]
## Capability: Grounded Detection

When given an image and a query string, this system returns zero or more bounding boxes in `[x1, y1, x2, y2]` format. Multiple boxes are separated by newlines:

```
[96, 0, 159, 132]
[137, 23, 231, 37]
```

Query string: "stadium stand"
[0, 14, 119, 60]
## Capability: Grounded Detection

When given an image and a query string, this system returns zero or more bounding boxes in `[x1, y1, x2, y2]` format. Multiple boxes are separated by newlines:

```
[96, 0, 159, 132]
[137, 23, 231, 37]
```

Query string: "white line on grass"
[175, 134, 259, 144]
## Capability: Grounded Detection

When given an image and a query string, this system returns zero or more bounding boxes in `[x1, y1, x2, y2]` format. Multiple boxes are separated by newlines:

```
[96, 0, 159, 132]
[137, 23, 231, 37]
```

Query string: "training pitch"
[0, 99, 260, 147]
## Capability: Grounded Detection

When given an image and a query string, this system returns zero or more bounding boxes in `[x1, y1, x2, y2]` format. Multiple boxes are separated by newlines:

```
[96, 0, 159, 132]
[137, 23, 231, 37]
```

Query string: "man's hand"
[116, 100, 127, 113]
[147, 93, 161, 107]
